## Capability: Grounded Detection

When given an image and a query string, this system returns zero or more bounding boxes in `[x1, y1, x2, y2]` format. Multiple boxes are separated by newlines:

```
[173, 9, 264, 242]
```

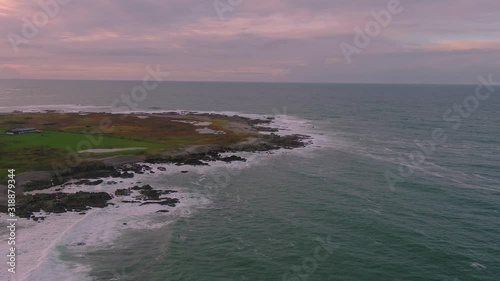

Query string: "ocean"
[0, 80, 499, 281]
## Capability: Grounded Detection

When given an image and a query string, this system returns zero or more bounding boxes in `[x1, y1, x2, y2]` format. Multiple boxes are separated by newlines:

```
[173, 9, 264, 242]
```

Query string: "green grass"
[0, 130, 166, 181]
[211, 119, 230, 127]
[0, 112, 253, 183]
[0, 130, 242, 181]
[0, 130, 166, 151]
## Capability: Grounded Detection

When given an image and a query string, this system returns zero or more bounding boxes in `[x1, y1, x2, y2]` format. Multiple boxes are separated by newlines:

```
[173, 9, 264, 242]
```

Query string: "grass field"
[0, 130, 166, 151]
[0, 112, 254, 181]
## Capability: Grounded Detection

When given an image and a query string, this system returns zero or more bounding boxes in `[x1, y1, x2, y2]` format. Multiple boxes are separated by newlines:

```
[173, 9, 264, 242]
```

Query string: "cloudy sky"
[0, 0, 499, 83]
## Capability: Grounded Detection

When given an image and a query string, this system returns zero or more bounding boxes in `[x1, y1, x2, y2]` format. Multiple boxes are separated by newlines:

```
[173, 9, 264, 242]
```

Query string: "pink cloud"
[423, 39, 500, 51]
[1, 0, 499, 83]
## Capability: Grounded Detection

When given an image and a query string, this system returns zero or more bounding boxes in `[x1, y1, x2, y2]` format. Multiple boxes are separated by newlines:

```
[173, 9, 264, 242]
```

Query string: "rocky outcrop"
[129, 185, 177, 201]
[4, 183, 181, 219]
[220, 155, 246, 162]
[73, 179, 104, 186]
[139, 198, 179, 207]
[15, 192, 113, 218]
[115, 189, 132, 196]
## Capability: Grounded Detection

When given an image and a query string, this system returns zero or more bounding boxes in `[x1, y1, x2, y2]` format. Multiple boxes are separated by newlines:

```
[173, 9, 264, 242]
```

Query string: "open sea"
[0, 79, 499, 281]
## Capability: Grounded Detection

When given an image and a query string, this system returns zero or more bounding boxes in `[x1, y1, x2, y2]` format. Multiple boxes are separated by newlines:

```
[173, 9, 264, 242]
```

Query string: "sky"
[0, 0, 499, 84]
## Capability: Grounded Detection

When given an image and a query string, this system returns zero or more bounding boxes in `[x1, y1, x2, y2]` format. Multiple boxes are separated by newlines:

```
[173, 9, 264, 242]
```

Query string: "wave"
[0, 211, 89, 281]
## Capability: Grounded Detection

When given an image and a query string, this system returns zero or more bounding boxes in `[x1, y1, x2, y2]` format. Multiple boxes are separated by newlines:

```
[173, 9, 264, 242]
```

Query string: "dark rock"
[122, 200, 141, 203]
[115, 189, 131, 196]
[156, 210, 169, 213]
[140, 198, 179, 207]
[265, 133, 310, 149]
[140, 189, 161, 200]
[74, 179, 104, 186]
[220, 155, 246, 162]
[15, 192, 112, 218]
[52, 203, 67, 213]
[22, 179, 55, 191]
[131, 185, 153, 191]
[119, 163, 145, 174]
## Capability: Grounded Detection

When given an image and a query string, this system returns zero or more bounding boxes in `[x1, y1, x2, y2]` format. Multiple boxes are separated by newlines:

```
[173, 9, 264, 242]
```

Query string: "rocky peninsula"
[0, 111, 311, 219]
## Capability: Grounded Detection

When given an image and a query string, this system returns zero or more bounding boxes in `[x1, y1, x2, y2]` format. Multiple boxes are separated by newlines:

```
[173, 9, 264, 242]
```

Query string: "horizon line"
[0, 78, 482, 87]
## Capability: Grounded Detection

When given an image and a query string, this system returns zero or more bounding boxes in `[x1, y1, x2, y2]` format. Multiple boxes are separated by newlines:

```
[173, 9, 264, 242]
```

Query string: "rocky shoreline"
[0, 113, 312, 219]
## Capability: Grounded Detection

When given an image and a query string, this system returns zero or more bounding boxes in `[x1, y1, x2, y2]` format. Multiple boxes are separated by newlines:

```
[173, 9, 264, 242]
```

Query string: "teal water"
[1, 80, 499, 280]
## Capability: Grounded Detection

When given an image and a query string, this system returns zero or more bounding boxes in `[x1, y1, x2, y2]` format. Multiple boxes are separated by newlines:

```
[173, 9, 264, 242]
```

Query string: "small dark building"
[6, 128, 41, 135]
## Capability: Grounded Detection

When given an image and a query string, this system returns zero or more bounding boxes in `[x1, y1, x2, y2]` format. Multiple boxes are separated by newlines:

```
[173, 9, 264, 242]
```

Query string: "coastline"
[0, 110, 316, 280]
[0, 110, 311, 199]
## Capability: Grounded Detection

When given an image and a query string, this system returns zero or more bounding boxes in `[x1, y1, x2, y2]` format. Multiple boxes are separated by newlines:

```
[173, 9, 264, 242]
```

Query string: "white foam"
[17, 175, 212, 280]
[0, 211, 88, 281]
[23, 172, 213, 237]
[470, 262, 487, 270]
